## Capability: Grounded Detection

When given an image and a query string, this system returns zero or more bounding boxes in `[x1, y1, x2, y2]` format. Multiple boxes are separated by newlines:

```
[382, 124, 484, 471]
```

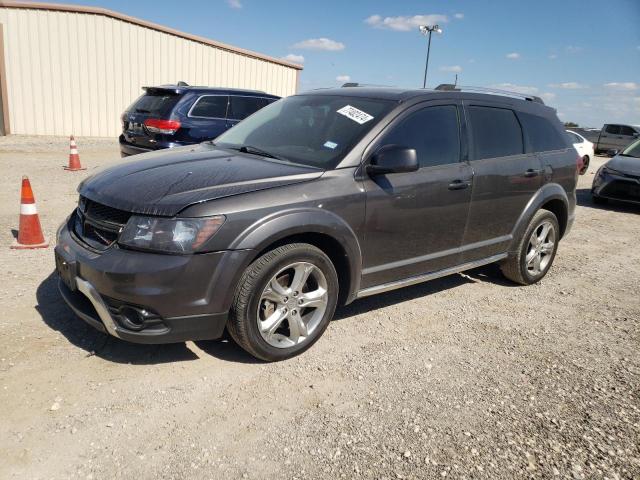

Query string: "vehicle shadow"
[36, 271, 199, 364]
[194, 337, 262, 364]
[36, 263, 512, 365]
[576, 188, 640, 213]
[334, 263, 512, 321]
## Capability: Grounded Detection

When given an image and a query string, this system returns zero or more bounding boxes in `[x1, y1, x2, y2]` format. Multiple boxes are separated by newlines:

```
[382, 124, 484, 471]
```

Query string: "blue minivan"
[119, 83, 279, 157]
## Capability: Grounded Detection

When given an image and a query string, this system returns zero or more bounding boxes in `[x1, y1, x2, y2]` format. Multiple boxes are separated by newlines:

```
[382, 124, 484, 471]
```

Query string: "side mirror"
[633, 132, 639, 138]
[606, 149, 619, 157]
[367, 145, 418, 175]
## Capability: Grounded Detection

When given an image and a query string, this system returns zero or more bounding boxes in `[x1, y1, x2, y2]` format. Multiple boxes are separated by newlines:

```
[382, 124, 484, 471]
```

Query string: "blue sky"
[55, 0, 639, 127]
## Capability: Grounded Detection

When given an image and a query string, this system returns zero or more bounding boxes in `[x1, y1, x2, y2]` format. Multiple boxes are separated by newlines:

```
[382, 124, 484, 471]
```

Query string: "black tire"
[592, 194, 608, 205]
[500, 209, 560, 285]
[580, 155, 589, 175]
[227, 243, 339, 362]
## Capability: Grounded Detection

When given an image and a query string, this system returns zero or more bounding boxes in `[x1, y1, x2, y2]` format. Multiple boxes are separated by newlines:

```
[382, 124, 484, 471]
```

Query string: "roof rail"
[434, 84, 545, 105]
[341, 82, 394, 88]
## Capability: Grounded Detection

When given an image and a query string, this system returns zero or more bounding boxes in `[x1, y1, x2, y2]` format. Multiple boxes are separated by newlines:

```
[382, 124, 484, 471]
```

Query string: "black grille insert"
[602, 180, 640, 201]
[74, 197, 133, 249]
[82, 198, 132, 226]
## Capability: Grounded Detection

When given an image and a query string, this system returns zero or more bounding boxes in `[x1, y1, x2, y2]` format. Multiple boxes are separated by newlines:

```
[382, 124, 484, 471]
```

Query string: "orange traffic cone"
[11, 176, 49, 249]
[64, 135, 86, 171]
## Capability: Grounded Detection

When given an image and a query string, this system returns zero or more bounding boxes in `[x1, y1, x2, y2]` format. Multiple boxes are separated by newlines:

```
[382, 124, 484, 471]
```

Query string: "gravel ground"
[0, 135, 638, 480]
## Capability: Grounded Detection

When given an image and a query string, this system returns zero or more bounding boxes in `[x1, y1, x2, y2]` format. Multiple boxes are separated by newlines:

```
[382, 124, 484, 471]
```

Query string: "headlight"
[602, 166, 622, 176]
[119, 215, 225, 253]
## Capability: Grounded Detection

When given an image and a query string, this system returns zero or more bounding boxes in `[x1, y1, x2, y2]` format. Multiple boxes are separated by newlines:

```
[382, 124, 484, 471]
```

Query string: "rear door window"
[605, 124, 621, 134]
[519, 112, 568, 152]
[128, 92, 180, 117]
[228, 96, 270, 120]
[467, 106, 524, 159]
[619, 125, 636, 136]
[380, 105, 460, 168]
[189, 95, 228, 118]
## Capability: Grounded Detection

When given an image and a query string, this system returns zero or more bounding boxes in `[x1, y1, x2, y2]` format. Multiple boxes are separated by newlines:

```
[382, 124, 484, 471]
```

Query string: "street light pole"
[423, 29, 432, 89]
[419, 25, 442, 88]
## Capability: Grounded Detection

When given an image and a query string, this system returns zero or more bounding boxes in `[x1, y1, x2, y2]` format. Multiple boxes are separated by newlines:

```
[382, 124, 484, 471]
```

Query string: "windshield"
[621, 139, 640, 158]
[214, 94, 395, 169]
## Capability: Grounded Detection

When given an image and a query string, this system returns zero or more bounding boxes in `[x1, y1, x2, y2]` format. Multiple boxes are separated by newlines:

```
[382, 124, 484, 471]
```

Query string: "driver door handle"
[524, 169, 543, 178]
[448, 179, 470, 190]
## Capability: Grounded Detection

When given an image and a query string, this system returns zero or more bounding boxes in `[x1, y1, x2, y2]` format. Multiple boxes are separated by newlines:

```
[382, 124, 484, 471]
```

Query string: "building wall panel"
[0, 6, 300, 136]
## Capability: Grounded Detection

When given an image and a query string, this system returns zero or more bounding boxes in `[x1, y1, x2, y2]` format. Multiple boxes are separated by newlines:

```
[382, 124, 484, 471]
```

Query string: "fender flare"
[508, 183, 569, 253]
[227, 208, 363, 304]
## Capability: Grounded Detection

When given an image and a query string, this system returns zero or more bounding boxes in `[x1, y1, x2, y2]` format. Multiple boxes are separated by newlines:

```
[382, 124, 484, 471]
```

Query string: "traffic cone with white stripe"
[64, 135, 86, 171]
[11, 176, 49, 249]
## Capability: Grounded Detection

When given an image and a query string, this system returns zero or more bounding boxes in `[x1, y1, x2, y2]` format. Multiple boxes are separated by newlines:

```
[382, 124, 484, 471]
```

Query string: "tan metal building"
[0, 1, 302, 136]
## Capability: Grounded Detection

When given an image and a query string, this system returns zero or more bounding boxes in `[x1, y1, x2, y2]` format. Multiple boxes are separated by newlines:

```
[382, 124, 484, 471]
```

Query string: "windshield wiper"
[221, 144, 315, 168]
[237, 145, 283, 160]
[135, 108, 151, 113]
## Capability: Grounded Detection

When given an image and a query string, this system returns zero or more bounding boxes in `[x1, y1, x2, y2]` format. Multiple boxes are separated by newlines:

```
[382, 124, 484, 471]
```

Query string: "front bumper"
[55, 217, 254, 344]
[592, 169, 640, 205]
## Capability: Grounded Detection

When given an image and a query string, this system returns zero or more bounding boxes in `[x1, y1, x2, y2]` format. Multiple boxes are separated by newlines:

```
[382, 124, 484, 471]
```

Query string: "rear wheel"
[501, 209, 559, 285]
[227, 243, 339, 362]
[580, 155, 589, 175]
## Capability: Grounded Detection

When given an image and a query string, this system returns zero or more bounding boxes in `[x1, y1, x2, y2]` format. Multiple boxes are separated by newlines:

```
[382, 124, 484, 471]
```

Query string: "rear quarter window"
[467, 106, 524, 159]
[566, 131, 582, 143]
[189, 95, 229, 118]
[229, 96, 271, 120]
[519, 112, 568, 152]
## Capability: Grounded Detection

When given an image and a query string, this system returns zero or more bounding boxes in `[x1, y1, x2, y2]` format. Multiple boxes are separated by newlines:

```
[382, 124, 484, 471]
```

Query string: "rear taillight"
[143, 118, 181, 135]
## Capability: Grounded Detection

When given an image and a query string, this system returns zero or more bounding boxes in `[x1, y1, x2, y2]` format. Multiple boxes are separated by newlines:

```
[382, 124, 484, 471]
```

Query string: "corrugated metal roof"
[0, 0, 303, 70]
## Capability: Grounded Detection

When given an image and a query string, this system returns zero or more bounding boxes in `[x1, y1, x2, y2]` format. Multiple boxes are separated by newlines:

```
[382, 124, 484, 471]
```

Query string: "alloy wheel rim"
[525, 221, 556, 276]
[257, 262, 328, 349]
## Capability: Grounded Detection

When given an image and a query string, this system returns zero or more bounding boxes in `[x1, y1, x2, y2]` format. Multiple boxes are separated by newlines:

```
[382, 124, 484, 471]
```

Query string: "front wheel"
[500, 209, 560, 285]
[227, 243, 339, 361]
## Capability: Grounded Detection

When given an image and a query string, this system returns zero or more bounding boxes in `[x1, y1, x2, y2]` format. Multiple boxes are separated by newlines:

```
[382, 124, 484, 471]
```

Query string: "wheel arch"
[509, 183, 569, 253]
[228, 209, 362, 306]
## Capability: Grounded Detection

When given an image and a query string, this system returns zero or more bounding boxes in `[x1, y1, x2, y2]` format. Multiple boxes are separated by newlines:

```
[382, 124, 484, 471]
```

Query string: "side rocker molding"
[508, 183, 569, 254]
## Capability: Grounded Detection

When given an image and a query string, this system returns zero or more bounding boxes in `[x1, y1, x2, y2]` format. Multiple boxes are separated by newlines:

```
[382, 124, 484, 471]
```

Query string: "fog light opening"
[118, 306, 146, 331]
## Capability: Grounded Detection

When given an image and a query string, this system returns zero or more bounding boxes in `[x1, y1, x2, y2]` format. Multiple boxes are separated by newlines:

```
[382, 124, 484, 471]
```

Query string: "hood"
[78, 143, 323, 216]
[607, 155, 640, 176]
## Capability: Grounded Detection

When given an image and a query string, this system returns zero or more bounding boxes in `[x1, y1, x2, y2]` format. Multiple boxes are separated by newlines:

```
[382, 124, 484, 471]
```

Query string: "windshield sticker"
[323, 141, 338, 149]
[336, 105, 374, 125]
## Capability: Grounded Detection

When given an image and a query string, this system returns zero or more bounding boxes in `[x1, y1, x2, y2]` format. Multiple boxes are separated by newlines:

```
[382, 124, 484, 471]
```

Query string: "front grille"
[82, 198, 132, 226]
[601, 180, 640, 201]
[74, 197, 133, 250]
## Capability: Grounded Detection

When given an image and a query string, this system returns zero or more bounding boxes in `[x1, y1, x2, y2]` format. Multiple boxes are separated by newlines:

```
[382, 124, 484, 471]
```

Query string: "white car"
[566, 130, 594, 175]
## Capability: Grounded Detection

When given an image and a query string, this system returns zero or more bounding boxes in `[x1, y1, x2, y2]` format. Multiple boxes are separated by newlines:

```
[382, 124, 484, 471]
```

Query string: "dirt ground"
[0, 135, 638, 480]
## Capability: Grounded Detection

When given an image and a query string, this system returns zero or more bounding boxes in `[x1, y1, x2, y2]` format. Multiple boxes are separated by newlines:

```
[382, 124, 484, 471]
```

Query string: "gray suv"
[55, 86, 578, 361]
